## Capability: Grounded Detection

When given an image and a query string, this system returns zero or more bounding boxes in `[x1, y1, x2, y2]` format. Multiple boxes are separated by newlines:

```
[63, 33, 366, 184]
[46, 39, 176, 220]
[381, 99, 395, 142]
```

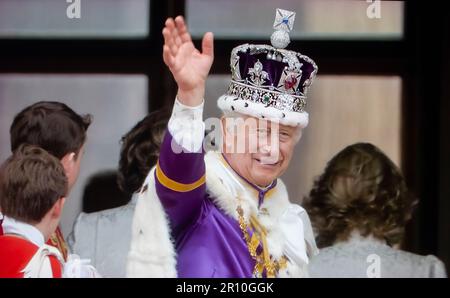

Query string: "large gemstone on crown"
[284, 74, 298, 90]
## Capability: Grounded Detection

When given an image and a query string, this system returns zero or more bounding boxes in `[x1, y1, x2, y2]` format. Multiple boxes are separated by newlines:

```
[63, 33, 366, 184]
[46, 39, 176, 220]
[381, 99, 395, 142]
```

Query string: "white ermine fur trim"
[126, 167, 177, 277]
[217, 94, 309, 128]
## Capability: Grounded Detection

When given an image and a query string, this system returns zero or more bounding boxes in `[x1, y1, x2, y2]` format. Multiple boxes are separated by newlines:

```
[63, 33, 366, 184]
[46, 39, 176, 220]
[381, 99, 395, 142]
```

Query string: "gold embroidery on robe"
[46, 226, 68, 261]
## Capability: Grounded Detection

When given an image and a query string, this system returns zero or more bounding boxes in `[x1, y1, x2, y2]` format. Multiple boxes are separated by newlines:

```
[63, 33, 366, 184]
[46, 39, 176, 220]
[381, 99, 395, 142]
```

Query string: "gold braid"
[237, 205, 287, 277]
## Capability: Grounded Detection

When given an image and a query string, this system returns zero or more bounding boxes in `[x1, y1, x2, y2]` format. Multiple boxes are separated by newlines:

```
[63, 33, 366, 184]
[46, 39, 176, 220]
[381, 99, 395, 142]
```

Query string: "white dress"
[67, 196, 138, 278]
[308, 233, 447, 278]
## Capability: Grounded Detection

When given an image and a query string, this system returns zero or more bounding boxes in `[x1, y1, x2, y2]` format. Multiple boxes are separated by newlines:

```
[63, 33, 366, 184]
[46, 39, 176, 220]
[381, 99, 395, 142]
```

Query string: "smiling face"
[222, 114, 301, 187]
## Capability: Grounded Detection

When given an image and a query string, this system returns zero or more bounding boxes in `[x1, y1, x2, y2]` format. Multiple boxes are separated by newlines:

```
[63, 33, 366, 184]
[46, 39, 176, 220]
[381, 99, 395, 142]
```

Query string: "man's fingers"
[162, 27, 178, 56]
[175, 16, 192, 43]
[165, 18, 175, 31]
[162, 27, 172, 46]
[164, 18, 177, 43]
[174, 15, 184, 27]
[163, 45, 174, 67]
[165, 17, 186, 53]
[202, 32, 214, 58]
[174, 29, 183, 47]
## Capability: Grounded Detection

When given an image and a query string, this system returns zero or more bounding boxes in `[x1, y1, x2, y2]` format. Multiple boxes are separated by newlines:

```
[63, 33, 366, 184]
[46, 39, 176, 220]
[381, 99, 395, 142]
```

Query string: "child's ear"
[51, 197, 66, 219]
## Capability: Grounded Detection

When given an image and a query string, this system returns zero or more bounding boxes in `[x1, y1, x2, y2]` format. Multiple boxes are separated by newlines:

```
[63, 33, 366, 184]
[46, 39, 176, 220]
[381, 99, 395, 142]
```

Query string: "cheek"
[244, 153, 254, 167]
[280, 143, 294, 164]
[232, 154, 253, 173]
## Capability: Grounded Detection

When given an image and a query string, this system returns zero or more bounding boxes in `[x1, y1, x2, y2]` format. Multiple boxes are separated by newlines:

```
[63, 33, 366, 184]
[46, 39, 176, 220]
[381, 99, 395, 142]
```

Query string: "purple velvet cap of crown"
[219, 43, 318, 127]
[236, 48, 317, 96]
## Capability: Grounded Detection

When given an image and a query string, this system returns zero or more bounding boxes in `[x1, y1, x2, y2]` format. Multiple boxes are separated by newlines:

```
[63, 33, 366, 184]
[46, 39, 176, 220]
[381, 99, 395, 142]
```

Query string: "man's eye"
[279, 132, 291, 141]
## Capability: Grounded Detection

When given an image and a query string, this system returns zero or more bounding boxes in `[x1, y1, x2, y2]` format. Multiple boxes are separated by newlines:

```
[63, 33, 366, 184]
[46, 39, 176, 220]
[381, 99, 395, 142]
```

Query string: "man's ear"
[295, 127, 303, 143]
[60, 152, 76, 173]
[51, 197, 66, 219]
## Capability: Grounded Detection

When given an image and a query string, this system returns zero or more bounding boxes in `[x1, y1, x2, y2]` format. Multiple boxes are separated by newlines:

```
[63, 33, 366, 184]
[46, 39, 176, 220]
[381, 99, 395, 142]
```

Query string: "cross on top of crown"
[273, 8, 296, 32]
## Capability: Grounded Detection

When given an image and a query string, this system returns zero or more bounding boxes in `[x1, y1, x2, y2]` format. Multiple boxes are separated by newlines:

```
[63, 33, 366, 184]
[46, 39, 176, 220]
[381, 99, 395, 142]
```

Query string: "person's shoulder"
[0, 236, 38, 265]
[340, 242, 447, 278]
[309, 241, 448, 278]
[417, 254, 448, 278]
[379, 248, 448, 278]
[0, 235, 38, 253]
[76, 199, 137, 226]
[70, 199, 138, 250]
[48, 255, 63, 278]
[0, 236, 37, 277]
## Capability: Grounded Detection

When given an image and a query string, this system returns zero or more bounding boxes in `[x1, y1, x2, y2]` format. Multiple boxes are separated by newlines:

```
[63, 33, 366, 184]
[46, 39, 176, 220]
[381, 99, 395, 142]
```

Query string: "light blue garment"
[67, 196, 137, 278]
[309, 233, 447, 278]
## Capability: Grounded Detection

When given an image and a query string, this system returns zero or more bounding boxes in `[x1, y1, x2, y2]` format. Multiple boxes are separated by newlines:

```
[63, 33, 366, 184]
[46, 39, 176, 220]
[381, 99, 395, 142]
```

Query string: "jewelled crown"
[217, 8, 318, 128]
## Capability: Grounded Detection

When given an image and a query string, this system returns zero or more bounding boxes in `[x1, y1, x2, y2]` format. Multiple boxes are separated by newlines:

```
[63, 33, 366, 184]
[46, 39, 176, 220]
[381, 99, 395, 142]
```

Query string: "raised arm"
[155, 16, 214, 234]
[162, 16, 214, 107]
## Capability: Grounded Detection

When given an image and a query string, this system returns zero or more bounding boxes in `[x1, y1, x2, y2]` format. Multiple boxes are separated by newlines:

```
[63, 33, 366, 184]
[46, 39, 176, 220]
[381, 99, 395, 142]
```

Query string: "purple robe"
[155, 131, 276, 278]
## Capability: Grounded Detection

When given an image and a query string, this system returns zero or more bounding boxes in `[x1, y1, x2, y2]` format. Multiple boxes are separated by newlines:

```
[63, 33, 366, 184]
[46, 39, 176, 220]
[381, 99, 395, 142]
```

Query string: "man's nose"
[260, 144, 271, 154]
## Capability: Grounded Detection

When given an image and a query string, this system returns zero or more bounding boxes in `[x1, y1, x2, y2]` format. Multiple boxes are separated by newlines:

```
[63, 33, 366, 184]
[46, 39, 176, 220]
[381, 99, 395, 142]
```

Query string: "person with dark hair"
[10, 101, 91, 190]
[0, 101, 91, 261]
[0, 145, 67, 277]
[117, 108, 171, 196]
[304, 143, 447, 278]
[68, 108, 171, 277]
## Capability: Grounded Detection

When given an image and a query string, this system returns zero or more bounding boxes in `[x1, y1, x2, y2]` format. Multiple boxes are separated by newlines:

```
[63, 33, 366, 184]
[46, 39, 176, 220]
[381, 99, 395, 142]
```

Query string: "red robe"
[0, 235, 62, 278]
[0, 218, 67, 262]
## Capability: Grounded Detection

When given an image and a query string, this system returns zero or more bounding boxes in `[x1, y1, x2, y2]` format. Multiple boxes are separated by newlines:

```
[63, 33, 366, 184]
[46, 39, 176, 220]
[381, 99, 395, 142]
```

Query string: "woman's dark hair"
[10, 101, 91, 159]
[303, 143, 418, 248]
[117, 108, 171, 195]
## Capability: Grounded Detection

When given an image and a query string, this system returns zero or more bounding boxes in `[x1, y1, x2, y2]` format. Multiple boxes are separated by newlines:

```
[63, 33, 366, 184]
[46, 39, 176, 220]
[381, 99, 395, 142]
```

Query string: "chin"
[252, 173, 277, 187]
[249, 160, 283, 186]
